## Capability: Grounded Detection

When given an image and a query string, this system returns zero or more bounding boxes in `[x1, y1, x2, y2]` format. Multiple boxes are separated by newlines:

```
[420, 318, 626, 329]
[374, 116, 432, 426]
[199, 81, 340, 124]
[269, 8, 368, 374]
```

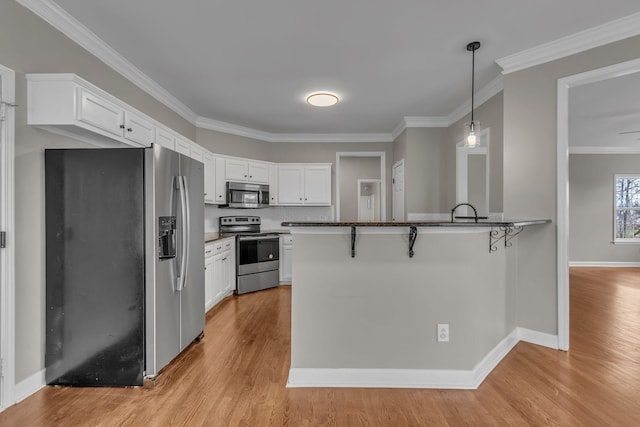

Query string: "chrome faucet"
[451, 203, 479, 223]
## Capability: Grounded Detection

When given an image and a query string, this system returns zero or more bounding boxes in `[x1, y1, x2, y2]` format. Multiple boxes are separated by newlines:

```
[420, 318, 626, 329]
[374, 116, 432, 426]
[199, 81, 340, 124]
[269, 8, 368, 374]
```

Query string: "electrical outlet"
[437, 323, 449, 342]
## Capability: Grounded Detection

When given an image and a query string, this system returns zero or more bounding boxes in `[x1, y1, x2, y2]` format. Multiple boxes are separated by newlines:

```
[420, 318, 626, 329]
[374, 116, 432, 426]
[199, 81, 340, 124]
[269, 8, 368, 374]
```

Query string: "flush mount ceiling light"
[306, 92, 339, 107]
[464, 41, 481, 148]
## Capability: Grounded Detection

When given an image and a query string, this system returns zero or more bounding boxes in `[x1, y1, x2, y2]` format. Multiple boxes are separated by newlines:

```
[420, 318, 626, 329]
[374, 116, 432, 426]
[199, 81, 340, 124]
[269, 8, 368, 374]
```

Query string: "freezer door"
[179, 154, 205, 350]
[45, 148, 145, 386]
[145, 144, 181, 376]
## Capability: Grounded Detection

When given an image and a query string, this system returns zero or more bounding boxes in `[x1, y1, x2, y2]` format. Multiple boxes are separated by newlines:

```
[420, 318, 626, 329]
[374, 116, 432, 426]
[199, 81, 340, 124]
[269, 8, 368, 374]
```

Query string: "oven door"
[237, 236, 280, 275]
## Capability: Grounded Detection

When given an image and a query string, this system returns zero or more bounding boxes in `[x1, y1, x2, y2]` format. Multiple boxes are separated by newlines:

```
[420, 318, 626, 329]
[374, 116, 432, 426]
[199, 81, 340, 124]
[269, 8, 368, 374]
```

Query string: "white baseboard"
[15, 369, 45, 403]
[569, 261, 640, 267]
[516, 327, 559, 349]
[287, 330, 521, 390]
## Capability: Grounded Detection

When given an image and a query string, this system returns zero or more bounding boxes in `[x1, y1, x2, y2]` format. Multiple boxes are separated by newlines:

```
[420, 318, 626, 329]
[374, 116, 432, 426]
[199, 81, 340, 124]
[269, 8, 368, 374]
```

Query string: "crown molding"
[446, 75, 503, 125]
[497, 12, 640, 74]
[569, 146, 640, 154]
[390, 75, 503, 141]
[196, 117, 393, 143]
[16, 0, 198, 124]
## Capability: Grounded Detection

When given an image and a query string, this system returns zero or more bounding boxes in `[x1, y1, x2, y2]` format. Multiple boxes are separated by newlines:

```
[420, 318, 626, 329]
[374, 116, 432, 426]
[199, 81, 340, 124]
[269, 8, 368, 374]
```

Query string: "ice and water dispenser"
[158, 216, 177, 259]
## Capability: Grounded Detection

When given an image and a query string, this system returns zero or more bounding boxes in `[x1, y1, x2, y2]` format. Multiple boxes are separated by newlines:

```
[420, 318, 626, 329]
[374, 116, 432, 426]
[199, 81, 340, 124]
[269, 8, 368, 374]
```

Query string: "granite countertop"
[281, 219, 551, 228]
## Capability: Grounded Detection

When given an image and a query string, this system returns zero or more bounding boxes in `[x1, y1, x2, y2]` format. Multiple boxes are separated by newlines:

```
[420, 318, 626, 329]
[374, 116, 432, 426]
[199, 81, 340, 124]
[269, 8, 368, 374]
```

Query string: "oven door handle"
[238, 235, 280, 242]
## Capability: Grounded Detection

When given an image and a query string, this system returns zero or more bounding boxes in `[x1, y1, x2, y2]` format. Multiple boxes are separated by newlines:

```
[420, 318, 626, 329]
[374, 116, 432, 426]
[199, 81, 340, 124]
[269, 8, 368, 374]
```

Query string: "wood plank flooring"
[1, 267, 639, 426]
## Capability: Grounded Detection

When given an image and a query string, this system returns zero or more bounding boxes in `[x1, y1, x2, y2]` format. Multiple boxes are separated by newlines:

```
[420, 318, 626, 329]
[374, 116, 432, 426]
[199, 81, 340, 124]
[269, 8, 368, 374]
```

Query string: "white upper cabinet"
[27, 74, 155, 147]
[190, 144, 204, 164]
[123, 111, 156, 146]
[248, 162, 269, 184]
[76, 87, 123, 138]
[175, 138, 191, 157]
[225, 159, 249, 182]
[214, 157, 227, 204]
[155, 127, 176, 150]
[277, 166, 305, 205]
[268, 164, 278, 205]
[27, 74, 333, 208]
[277, 164, 331, 206]
[203, 153, 215, 204]
[304, 165, 332, 205]
[224, 159, 269, 184]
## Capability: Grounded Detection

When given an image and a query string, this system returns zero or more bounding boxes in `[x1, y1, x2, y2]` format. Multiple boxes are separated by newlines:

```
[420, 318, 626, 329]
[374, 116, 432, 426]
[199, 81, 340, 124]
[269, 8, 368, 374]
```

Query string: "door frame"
[456, 128, 490, 215]
[392, 159, 405, 222]
[0, 63, 16, 410]
[356, 178, 382, 221]
[335, 152, 386, 221]
[556, 56, 640, 351]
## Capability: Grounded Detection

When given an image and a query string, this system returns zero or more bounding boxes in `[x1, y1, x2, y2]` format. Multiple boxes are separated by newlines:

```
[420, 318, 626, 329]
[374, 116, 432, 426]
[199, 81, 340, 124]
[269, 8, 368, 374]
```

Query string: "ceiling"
[45, 0, 640, 138]
[570, 71, 640, 149]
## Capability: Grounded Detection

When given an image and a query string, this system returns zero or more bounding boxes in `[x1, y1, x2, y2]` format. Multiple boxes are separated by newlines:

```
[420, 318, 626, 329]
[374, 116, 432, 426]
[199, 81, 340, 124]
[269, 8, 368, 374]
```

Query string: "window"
[614, 175, 640, 242]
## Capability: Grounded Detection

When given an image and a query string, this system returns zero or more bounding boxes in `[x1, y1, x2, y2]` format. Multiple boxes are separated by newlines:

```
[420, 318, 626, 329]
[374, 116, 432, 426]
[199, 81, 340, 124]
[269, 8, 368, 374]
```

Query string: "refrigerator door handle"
[177, 175, 189, 291]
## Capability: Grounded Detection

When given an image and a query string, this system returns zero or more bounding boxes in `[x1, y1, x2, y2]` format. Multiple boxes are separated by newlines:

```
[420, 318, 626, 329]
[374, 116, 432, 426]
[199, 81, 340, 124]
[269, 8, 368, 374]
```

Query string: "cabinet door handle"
[119, 124, 125, 129]
[127, 127, 132, 132]
[299, 197, 302, 201]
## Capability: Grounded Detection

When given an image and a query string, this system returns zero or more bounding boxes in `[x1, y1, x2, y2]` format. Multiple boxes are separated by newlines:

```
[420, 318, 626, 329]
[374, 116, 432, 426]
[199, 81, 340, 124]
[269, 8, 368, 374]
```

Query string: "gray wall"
[1, 1, 196, 383]
[445, 92, 504, 214]
[392, 92, 503, 216]
[291, 230, 515, 370]
[569, 154, 640, 263]
[503, 35, 640, 334]
[394, 127, 448, 214]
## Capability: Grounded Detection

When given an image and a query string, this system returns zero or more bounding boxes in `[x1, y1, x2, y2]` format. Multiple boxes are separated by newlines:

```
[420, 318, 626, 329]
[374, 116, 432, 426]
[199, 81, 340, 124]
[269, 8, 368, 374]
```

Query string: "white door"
[0, 64, 16, 410]
[392, 160, 405, 222]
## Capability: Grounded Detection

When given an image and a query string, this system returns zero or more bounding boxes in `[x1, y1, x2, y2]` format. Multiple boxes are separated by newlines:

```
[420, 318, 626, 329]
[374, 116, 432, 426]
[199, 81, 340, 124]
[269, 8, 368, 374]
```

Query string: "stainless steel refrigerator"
[45, 144, 204, 386]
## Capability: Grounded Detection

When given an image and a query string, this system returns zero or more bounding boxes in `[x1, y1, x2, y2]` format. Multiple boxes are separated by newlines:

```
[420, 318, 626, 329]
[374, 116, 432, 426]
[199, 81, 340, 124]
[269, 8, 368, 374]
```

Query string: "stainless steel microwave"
[224, 181, 269, 208]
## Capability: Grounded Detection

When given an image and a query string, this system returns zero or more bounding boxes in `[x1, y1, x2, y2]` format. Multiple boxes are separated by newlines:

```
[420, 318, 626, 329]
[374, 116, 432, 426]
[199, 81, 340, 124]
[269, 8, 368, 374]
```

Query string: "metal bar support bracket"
[408, 226, 418, 258]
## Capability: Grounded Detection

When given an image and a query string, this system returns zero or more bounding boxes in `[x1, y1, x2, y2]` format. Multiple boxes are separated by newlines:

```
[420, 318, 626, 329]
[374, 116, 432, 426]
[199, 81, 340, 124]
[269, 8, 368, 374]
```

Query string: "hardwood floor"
[1, 268, 639, 426]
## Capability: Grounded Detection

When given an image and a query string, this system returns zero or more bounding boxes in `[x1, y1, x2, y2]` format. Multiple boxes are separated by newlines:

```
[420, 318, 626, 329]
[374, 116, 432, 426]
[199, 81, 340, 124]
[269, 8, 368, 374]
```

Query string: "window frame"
[613, 174, 640, 244]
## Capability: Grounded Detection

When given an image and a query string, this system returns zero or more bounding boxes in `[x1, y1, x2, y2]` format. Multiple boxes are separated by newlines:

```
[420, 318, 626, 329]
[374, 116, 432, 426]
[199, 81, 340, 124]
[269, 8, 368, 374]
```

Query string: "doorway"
[456, 128, 490, 216]
[557, 57, 640, 351]
[0, 63, 16, 411]
[392, 159, 404, 222]
[335, 152, 386, 221]
[357, 179, 382, 221]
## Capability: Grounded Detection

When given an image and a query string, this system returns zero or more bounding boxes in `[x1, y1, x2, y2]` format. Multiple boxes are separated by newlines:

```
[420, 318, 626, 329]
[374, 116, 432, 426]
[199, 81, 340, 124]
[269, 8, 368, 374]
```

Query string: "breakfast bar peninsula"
[282, 218, 550, 389]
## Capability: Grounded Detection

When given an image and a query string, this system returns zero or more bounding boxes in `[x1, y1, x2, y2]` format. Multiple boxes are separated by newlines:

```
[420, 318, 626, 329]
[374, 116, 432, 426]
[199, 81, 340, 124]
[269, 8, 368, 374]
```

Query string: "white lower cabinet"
[280, 235, 292, 283]
[205, 237, 236, 313]
[204, 243, 216, 312]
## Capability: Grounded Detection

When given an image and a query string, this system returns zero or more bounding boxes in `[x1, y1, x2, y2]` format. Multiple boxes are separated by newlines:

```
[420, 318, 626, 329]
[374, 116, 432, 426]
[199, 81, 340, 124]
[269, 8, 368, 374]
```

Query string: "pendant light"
[464, 41, 481, 148]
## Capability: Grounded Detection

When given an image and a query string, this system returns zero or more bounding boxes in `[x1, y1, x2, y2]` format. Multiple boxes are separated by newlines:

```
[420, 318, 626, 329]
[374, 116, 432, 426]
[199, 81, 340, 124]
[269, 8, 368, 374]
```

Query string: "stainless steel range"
[219, 216, 280, 294]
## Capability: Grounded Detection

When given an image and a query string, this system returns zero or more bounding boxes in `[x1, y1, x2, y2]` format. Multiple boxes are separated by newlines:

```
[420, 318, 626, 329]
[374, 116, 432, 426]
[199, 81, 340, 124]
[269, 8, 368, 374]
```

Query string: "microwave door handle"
[177, 176, 189, 291]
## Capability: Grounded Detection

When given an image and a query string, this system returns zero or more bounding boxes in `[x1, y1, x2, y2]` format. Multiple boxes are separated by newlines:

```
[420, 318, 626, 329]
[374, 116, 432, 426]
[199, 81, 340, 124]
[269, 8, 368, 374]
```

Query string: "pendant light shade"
[464, 41, 481, 148]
